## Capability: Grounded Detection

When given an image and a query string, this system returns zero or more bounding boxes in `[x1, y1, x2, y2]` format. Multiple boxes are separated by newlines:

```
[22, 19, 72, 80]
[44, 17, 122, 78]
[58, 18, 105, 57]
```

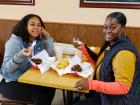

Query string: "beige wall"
[0, 0, 140, 27]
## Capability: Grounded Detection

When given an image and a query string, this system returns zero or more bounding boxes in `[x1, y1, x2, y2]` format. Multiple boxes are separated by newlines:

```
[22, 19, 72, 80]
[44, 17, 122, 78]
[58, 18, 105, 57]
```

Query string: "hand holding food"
[21, 48, 32, 57]
[72, 38, 82, 50]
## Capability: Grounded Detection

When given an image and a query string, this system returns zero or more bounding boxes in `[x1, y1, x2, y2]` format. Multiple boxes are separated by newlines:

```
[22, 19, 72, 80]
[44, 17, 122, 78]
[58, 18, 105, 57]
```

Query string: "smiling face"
[103, 17, 125, 45]
[27, 16, 42, 41]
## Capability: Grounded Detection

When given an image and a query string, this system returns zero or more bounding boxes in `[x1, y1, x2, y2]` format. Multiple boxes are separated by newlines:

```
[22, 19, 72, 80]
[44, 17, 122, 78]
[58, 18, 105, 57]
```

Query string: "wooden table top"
[18, 67, 94, 92]
[18, 46, 100, 93]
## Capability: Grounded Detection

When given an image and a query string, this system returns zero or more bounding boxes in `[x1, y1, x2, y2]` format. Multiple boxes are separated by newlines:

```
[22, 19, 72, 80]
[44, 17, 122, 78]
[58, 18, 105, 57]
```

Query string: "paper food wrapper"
[29, 49, 56, 74]
[51, 55, 94, 78]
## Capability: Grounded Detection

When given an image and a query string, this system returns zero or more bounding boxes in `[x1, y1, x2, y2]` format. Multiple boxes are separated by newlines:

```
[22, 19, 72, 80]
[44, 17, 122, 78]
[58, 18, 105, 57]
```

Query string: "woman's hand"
[72, 38, 82, 50]
[39, 27, 50, 39]
[74, 78, 89, 91]
[21, 48, 32, 57]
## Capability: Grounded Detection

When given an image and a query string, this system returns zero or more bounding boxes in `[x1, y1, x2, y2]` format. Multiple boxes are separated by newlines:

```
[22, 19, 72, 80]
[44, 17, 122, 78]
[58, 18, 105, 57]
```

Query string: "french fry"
[56, 59, 69, 70]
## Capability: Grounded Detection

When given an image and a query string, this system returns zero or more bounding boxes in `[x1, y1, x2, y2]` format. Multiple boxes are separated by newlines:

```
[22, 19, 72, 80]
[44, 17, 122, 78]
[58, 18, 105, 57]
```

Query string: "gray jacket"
[1, 34, 54, 81]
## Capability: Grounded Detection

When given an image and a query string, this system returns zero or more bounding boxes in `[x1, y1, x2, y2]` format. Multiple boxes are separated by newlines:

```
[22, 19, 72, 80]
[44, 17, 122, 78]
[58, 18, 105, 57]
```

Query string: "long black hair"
[12, 14, 45, 43]
[98, 12, 127, 57]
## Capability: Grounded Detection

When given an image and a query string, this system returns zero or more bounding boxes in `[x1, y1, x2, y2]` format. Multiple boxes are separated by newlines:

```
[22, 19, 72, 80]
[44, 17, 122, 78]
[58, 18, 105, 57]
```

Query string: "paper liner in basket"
[29, 50, 56, 74]
[51, 55, 94, 77]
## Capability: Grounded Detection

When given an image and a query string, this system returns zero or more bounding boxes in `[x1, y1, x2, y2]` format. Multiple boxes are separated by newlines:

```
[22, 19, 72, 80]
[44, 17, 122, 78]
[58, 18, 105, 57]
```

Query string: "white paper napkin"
[51, 55, 94, 77]
[30, 49, 56, 74]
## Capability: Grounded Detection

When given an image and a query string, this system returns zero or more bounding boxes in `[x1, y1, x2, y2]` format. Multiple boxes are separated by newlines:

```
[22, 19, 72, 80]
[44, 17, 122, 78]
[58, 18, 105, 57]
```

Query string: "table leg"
[62, 89, 67, 105]
[66, 90, 73, 105]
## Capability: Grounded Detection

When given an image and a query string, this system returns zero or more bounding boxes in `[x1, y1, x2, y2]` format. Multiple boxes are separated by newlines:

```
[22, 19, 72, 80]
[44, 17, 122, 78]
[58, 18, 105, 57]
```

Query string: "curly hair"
[12, 14, 45, 42]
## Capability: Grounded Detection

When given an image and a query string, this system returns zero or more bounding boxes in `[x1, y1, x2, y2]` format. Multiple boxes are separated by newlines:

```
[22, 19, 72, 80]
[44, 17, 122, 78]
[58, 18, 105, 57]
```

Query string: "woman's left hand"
[39, 27, 50, 39]
[74, 78, 89, 91]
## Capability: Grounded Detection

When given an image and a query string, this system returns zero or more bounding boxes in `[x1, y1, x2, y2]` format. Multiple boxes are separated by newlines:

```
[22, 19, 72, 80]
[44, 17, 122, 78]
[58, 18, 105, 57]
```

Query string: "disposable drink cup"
[55, 45, 63, 60]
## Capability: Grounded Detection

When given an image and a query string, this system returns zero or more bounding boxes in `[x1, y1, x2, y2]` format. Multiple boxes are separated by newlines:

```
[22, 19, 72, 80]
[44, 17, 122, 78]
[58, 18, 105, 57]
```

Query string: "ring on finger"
[78, 87, 82, 90]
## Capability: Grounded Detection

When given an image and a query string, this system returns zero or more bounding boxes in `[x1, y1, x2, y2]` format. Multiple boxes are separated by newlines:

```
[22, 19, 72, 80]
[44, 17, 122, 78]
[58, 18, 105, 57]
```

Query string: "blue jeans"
[0, 79, 55, 105]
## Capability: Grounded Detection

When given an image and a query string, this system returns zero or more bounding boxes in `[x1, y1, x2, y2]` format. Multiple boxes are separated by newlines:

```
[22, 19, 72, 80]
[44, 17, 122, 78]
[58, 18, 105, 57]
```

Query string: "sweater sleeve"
[42, 36, 54, 57]
[4, 38, 25, 73]
[88, 80, 130, 95]
[88, 50, 136, 95]
[80, 43, 98, 65]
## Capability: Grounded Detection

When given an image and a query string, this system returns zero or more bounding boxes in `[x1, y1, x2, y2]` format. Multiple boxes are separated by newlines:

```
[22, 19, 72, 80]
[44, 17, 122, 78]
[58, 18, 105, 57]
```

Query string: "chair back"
[0, 96, 32, 105]
[0, 38, 4, 68]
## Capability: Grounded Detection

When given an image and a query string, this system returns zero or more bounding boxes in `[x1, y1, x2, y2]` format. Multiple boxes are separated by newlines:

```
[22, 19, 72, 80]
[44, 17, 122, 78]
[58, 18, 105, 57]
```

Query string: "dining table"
[18, 43, 100, 105]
